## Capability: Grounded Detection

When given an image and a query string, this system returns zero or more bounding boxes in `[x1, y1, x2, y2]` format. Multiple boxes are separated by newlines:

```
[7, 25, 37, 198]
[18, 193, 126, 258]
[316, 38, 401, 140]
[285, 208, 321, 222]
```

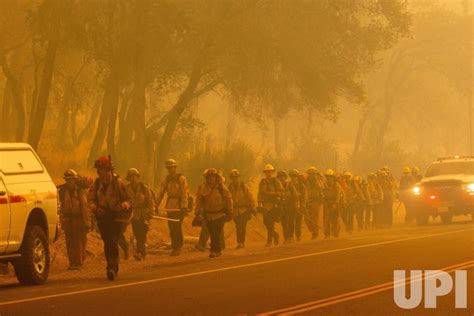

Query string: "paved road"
[1, 222, 473, 316]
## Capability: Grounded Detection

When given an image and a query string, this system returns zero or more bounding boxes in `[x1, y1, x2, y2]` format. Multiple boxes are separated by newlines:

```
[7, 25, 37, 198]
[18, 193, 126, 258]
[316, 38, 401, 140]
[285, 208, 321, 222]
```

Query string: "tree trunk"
[351, 101, 379, 169]
[1, 80, 13, 140]
[153, 66, 202, 184]
[28, 38, 58, 149]
[56, 81, 73, 147]
[76, 100, 100, 145]
[87, 67, 119, 164]
[106, 76, 120, 157]
[0, 59, 24, 142]
[225, 103, 236, 150]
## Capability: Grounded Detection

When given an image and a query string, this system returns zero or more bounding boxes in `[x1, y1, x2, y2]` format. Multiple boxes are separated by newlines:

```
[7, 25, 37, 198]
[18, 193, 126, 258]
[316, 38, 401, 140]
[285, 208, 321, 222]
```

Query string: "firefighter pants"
[263, 208, 280, 244]
[96, 216, 123, 273]
[131, 218, 148, 257]
[306, 202, 322, 237]
[167, 211, 184, 250]
[206, 216, 226, 253]
[234, 211, 250, 244]
[324, 204, 340, 238]
[198, 221, 225, 249]
[63, 217, 88, 267]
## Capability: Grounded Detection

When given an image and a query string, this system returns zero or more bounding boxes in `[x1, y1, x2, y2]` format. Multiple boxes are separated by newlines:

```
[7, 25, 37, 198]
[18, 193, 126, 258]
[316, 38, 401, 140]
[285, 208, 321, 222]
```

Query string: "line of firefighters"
[57, 156, 422, 281]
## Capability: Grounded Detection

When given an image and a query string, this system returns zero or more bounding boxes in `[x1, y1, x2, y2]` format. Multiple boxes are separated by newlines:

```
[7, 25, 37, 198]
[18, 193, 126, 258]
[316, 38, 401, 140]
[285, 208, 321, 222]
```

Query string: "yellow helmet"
[403, 166, 411, 173]
[353, 175, 361, 182]
[126, 168, 140, 180]
[289, 169, 300, 177]
[230, 169, 240, 177]
[307, 166, 318, 174]
[263, 164, 275, 172]
[63, 169, 80, 179]
[343, 171, 353, 178]
[325, 169, 335, 176]
[205, 168, 218, 176]
[165, 158, 177, 167]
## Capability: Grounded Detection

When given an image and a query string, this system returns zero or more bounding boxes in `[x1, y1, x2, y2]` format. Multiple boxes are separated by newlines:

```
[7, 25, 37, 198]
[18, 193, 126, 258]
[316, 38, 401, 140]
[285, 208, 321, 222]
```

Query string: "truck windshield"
[426, 161, 474, 177]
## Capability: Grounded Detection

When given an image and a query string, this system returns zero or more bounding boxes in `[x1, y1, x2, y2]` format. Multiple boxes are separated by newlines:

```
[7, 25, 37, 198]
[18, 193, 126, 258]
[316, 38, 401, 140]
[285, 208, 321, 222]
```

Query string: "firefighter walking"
[156, 159, 190, 256]
[195, 168, 233, 258]
[323, 169, 343, 238]
[228, 169, 255, 249]
[257, 164, 284, 247]
[126, 168, 155, 260]
[59, 169, 91, 270]
[88, 156, 131, 281]
[305, 167, 324, 240]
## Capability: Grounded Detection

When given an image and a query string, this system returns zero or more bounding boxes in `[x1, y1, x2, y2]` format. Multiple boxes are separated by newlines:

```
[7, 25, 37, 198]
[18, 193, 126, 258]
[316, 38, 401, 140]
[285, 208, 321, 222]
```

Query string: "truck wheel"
[13, 225, 50, 285]
[440, 214, 453, 224]
[416, 214, 429, 226]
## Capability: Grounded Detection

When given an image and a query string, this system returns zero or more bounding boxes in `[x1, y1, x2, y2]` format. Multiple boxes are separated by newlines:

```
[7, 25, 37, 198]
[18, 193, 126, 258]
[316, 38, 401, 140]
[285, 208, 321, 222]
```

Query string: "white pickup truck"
[0, 143, 59, 285]
[413, 156, 474, 225]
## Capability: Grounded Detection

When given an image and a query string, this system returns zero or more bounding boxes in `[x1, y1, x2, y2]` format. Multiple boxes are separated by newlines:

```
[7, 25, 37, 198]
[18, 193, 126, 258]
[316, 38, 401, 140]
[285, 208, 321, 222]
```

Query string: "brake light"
[430, 195, 436, 200]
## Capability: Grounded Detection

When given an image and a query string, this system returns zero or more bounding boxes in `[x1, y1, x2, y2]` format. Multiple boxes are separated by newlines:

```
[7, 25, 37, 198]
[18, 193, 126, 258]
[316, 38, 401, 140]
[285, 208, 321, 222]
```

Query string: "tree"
[149, 0, 410, 182]
[353, 4, 472, 169]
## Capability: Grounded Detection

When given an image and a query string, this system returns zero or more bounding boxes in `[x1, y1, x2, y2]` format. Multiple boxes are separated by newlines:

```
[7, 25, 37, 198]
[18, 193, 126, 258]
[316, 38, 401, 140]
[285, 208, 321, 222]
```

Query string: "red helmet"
[94, 156, 113, 171]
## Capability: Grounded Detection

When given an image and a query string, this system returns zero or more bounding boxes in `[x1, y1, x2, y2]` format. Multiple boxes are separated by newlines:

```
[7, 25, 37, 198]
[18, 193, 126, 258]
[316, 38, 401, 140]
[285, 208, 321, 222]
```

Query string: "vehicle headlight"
[467, 183, 474, 193]
[413, 186, 421, 196]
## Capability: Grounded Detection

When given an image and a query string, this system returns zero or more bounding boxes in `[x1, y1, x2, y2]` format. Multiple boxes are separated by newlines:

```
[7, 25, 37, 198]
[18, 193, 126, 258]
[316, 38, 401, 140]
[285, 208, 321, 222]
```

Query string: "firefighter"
[399, 167, 416, 224]
[257, 164, 284, 247]
[305, 166, 324, 240]
[323, 169, 343, 238]
[156, 159, 189, 256]
[195, 168, 233, 258]
[126, 168, 155, 260]
[195, 169, 226, 252]
[360, 176, 373, 229]
[228, 169, 255, 249]
[367, 173, 384, 228]
[351, 175, 366, 231]
[342, 171, 358, 233]
[88, 156, 131, 281]
[378, 170, 395, 228]
[59, 169, 91, 270]
[277, 171, 299, 243]
[289, 169, 307, 242]
[412, 166, 423, 182]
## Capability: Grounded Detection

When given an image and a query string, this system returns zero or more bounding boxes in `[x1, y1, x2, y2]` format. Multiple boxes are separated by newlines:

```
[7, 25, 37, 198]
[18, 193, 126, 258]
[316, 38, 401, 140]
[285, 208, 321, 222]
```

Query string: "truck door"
[0, 177, 10, 253]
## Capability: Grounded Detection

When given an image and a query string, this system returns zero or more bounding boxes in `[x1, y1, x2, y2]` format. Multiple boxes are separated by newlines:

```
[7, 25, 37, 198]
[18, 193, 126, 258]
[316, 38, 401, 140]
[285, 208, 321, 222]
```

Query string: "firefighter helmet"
[325, 169, 335, 177]
[205, 168, 218, 176]
[343, 171, 353, 178]
[94, 156, 113, 171]
[289, 169, 300, 177]
[230, 169, 241, 177]
[63, 169, 80, 179]
[263, 164, 275, 172]
[165, 159, 178, 167]
[127, 168, 140, 180]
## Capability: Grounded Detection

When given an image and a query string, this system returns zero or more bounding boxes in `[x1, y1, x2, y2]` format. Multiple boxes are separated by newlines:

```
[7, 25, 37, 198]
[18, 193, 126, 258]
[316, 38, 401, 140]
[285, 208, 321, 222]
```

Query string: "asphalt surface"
[1, 221, 473, 316]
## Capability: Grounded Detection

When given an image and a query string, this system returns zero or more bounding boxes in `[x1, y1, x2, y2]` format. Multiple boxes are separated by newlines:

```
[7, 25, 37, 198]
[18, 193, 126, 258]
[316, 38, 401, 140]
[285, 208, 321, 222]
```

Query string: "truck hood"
[421, 174, 474, 184]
